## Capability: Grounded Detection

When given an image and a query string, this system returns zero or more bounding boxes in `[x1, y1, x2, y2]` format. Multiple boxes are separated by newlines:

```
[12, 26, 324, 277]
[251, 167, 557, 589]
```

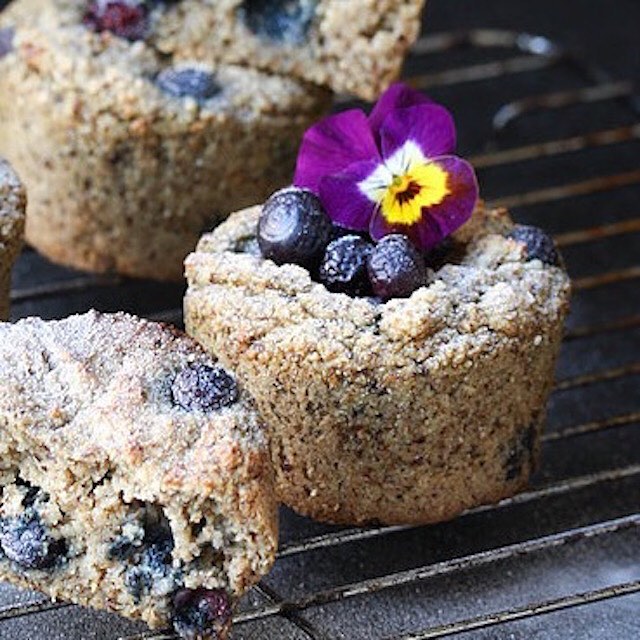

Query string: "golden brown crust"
[184, 203, 571, 525]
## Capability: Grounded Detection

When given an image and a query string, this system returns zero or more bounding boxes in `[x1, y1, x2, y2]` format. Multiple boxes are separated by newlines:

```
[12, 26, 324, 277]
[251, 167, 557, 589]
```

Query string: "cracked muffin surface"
[0, 311, 277, 639]
[0, 0, 331, 280]
[185, 202, 571, 525]
[0, 156, 25, 320]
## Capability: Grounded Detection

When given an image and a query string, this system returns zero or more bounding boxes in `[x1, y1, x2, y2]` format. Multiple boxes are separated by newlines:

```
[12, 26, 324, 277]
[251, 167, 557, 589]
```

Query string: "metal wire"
[392, 580, 640, 639]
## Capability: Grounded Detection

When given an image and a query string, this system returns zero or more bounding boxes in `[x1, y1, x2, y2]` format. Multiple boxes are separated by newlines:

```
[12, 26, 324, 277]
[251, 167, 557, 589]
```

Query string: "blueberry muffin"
[153, 0, 427, 100]
[0, 156, 25, 320]
[184, 196, 571, 525]
[6, 0, 427, 101]
[0, 2, 331, 281]
[0, 311, 277, 639]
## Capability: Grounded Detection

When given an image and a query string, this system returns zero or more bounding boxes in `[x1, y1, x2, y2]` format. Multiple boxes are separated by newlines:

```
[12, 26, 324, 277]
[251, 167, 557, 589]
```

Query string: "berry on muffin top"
[256, 83, 562, 301]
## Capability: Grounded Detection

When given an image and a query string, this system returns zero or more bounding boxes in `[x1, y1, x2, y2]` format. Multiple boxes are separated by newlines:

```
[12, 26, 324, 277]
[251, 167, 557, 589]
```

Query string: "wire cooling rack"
[2, 24, 639, 640]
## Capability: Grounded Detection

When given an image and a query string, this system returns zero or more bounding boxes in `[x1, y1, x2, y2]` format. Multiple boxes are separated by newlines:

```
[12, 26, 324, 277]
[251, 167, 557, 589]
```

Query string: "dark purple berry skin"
[0, 27, 14, 58]
[83, 1, 149, 41]
[367, 234, 427, 300]
[240, 0, 317, 45]
[508, 225, 560, 266]
[319, 235, 373, 296]
[172, 364, 239, 412]
[156, 67, 221, 102]
[0, 510, 64, 570]
[258, 187, 332, 270]
[173, 588, 233, 639]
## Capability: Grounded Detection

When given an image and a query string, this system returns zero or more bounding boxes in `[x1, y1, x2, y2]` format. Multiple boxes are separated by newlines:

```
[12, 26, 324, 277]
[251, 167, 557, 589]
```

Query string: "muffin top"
[0, 311, 271, 501]
[187, 201, 571, 350]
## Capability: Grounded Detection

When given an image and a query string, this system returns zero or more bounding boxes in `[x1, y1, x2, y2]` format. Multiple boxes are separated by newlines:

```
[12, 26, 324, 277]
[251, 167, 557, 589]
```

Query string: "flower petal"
[380, 103, 456, 161]
[369, 82, 433, 140]
[294, 109, 381, 193]
[319, 160, 381, 231]
[370, 156, 478, 250]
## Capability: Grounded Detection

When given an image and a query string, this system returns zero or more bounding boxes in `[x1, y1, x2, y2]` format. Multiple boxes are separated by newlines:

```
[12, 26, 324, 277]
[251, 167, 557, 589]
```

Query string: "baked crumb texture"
[10, 0, 427, 100]
[0, 157, 26, 320]
[0, 312, 277, 637]
[153, 0, 427, 100]
[0, 1, 331, 280]
[185, 203, 571, 525]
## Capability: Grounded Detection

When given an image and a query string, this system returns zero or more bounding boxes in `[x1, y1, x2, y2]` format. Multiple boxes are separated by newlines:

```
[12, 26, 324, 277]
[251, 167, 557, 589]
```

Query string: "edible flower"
[294, 83, 479, 250]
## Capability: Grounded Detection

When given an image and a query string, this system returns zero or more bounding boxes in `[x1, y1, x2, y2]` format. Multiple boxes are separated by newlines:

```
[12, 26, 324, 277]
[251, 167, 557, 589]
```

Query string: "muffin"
[8, 0, 426, 100]
[184, 201, 570, 525]
[152, 0, 428, 100]
[0, 311, 277, 639]
[0, 2, 331, 280]
[0, 156, 25, 320]
[184, 84, 571, 525]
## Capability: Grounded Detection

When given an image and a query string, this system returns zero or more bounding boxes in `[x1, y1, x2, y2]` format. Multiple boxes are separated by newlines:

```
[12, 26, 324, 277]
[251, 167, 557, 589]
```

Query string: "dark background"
[424, 0, 640, 82]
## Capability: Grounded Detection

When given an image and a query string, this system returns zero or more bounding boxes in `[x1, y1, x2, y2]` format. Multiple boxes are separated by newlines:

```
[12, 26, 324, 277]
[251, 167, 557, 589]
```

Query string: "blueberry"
[0, 510, 64, 570]
[125, 541, 176, 602]
[108, 536, 139, 561]
[172, 364, 239, 412]
[156, 67, 221, 103]
[367, 235, 427, 300]
[258, 187, 332, 270]
[0, 28, 14, 58]
[142, 539, 174, 571]
[125, 564, 154, 601]
[173, 588, 233, 640]
[508, 225, 560, 266]
[83, 1, 149, 41]
[319, 235, 373, 296]
[240, 0, 317, 45]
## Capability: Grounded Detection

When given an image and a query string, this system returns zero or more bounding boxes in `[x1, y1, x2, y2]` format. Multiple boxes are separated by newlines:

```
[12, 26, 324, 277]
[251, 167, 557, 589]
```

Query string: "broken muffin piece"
[0, 311, 277, 639]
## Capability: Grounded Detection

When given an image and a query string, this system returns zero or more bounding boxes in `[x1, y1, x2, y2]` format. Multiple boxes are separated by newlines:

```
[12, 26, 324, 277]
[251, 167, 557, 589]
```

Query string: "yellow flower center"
[381, 162, 451, 226]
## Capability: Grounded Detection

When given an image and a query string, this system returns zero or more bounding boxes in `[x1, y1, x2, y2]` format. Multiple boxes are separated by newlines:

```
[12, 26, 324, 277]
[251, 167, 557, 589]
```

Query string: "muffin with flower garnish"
[0, 0, 330, 281]
[184, 83, 571, 525]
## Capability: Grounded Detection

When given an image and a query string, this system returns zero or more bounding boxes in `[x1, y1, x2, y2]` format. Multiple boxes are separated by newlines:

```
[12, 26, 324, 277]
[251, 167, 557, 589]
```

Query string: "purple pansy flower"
[294, 83, 479, 251]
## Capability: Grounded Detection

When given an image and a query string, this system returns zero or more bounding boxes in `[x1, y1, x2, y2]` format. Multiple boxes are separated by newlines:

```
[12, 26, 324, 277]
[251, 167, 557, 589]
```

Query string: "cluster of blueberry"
[109, 523, 180, 602]
[256, 187, 561, 301]
[108, 511, 232, 637]
[257, 187, 437, 300]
